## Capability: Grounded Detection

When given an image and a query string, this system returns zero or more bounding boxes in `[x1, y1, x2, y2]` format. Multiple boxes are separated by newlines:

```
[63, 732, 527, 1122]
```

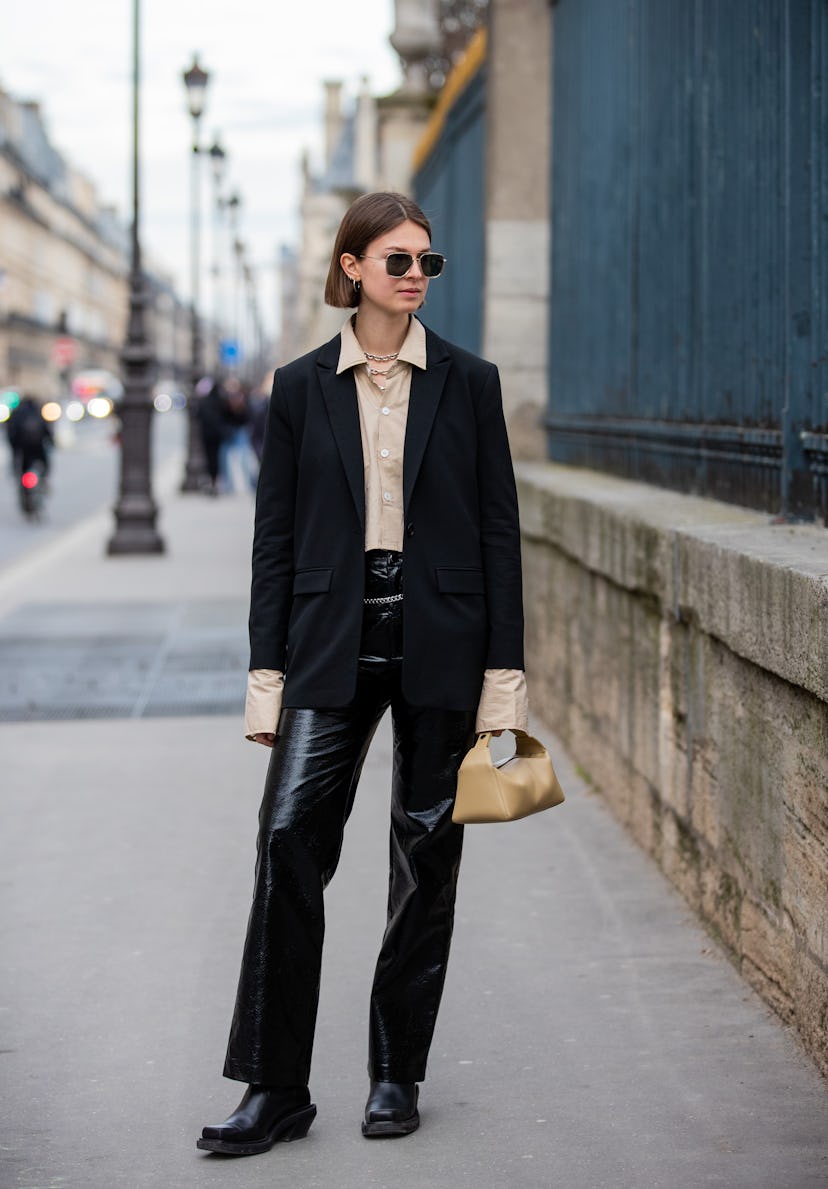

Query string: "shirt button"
[380, 449, 390, 458]
[383, 491, 392, 502]
[381, 407, 390, 415]
[406, 522, 415, 537]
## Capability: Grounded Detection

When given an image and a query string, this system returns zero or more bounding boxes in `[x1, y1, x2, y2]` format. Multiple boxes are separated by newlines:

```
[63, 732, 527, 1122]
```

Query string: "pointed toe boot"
[197, 1084, 316, 1156]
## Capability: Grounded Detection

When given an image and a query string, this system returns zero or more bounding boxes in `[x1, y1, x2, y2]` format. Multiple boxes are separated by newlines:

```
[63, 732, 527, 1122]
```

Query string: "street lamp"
[224, 191, 242, 374]
[233, 236, 246, 376]
[108, 0, 164, 555]
[180, 54, 210, 492]
[208, 135, 226, 365]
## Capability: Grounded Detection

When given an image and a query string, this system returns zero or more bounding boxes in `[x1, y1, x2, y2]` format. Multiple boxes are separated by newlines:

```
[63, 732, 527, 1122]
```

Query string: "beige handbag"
[452, 730, 565, 824]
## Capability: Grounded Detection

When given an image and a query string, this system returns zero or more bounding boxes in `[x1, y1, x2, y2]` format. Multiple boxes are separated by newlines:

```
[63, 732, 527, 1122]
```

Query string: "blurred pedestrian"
[6, 395, 53, 480]
[219, 380, 256, 493]
[198, 192, 527, 1156]
[197, 379, 230, 495]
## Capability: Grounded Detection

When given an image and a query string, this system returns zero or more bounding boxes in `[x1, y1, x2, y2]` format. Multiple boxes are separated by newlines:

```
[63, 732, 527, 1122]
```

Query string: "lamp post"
[180, 54, 210, 492]
[208, 136, 226, 365]
[243, 260, 261, 383]
[107, 0, 164, 555]
[224, 191, 242, 373]
[234, 239, 246, 374]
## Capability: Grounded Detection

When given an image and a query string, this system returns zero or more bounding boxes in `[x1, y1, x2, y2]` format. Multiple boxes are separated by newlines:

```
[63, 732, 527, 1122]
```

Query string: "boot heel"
[281, 1104, 317, 1142]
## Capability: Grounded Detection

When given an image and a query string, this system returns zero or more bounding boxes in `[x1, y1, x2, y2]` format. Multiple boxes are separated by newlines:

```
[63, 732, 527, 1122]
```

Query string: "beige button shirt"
[245, 315, 528, 739]
[342, 311, 419, 552]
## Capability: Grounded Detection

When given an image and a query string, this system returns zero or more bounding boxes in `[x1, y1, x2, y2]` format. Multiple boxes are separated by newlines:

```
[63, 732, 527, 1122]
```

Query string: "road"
[0, 407, 186, 572]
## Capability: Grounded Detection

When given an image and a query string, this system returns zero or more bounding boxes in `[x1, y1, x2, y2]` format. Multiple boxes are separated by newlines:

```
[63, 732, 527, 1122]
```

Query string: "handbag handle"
[474, 729, 548, 760]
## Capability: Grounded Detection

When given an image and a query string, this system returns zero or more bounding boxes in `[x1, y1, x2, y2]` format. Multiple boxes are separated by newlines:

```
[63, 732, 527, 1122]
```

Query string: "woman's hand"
[253, 732, 276, 748]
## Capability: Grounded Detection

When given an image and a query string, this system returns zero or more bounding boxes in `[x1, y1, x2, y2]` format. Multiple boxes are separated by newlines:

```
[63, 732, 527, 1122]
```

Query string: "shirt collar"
[336, 315, 427, 375]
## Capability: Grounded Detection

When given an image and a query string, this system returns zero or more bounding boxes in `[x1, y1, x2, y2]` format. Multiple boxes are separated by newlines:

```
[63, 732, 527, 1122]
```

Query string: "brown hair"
[324, 191, 432, 308]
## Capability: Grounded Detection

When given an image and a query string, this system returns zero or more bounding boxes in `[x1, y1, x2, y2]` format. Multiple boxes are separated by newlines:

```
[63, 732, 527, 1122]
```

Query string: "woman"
[198, 192, 528, 1156]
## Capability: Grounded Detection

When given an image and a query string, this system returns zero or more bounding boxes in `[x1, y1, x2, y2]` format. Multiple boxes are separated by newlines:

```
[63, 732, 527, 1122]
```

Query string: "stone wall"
[517, 461, 828, 1076]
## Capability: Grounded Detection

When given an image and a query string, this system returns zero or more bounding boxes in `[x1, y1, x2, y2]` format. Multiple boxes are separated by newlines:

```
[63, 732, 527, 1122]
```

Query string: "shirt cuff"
[475, 668, 529, 734]
[244, 669, 284, 741]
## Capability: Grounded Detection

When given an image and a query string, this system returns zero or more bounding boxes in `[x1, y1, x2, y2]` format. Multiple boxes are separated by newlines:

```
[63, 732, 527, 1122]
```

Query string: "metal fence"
[413, 65, 486, 355]
[547, 0, 828, 521]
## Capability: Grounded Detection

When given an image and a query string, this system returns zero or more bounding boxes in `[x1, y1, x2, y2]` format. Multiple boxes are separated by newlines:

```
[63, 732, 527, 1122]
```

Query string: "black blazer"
[249, 324, 524, 711]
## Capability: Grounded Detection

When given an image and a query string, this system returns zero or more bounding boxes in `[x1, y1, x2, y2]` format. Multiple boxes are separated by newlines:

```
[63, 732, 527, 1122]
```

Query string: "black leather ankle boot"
[198, 1084, 316, 1155]
[362, 1080, 419, 1137]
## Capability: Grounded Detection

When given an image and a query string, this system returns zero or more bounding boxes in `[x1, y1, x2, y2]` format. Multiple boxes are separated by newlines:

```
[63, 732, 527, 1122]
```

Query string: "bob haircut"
[324, 191, 432, 309]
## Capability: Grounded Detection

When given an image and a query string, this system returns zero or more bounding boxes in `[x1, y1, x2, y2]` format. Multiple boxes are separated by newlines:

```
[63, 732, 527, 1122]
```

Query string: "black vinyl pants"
[224, 551, 477, 1087]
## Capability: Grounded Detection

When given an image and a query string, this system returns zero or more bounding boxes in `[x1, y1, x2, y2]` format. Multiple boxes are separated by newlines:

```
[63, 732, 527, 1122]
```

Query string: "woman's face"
[342, 219, 431, 317]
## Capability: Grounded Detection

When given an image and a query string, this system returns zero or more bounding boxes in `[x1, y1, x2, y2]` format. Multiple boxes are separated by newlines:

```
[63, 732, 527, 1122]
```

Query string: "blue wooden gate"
[547, 0, 828, 521]
[413, 59, 486, 354]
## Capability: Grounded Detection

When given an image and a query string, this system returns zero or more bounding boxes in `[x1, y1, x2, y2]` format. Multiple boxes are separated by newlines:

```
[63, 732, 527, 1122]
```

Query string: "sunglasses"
[359, 251, 446, 278]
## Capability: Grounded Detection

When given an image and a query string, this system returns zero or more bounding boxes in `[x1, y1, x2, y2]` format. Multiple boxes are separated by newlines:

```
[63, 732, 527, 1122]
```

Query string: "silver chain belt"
[363, 592, 404, 605]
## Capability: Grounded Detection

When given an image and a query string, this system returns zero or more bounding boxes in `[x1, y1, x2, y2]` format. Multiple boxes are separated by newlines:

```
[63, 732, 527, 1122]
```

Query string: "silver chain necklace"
[365, 363, 388, 392]
[363, 349, 400, 362]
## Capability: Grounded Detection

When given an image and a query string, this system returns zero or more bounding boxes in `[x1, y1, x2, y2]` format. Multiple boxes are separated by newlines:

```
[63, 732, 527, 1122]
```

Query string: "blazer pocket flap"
[435, 567, 485, 594]
[293, 568, 333, 595]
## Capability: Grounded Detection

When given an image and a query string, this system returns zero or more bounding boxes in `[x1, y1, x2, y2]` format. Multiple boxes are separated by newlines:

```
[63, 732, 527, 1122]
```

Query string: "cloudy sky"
[1, 0, 401, 336]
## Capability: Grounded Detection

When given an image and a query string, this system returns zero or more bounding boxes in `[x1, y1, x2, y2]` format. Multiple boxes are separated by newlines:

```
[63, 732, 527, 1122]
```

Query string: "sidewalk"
[1, 477, 826, 1189]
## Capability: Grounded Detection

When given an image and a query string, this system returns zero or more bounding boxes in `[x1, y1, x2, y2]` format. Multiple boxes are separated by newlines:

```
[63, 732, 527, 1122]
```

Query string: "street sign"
[52, 336, 77, 368]
[219, 338, 240, 365]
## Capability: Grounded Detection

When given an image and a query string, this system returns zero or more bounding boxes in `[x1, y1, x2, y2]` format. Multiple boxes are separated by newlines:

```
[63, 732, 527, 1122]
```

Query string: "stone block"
[689, 735, 721, 854]
[660, 808, 702, 914]
[792, 952, 828, 1080]
[516, 465, 678, 606]
[505, 398, 547, 462]
[741, 896, 794, 1024]
[487, 0, 550, 219]
[782, 742, 828, 968]
[699, 857, 743, 956]
[702, 644, 786, 898]
[485, 220, 549, 299]
[674, 515, 828, 704]
[626, 770, 661, 858]
[484, 293, 549, 367]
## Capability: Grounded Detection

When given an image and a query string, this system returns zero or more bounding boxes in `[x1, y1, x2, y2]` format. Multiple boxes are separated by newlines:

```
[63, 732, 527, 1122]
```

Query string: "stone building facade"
[280, 0, 489, 361]
[0, 86, 190, 400]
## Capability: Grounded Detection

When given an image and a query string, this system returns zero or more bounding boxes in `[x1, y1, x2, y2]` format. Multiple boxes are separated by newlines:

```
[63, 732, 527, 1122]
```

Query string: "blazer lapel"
[317, 342, 365, 532]
[403, 331, 451, 513]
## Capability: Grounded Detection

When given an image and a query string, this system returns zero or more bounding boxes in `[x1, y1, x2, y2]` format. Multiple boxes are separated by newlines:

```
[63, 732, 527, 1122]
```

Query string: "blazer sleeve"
[248, 369, 297, 670]
[475, 363, 525, 669]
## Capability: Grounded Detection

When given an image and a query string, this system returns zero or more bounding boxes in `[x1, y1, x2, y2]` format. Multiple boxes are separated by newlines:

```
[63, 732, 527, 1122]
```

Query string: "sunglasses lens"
[382, 252, 445, 277]
[385, 253, 411, 277]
